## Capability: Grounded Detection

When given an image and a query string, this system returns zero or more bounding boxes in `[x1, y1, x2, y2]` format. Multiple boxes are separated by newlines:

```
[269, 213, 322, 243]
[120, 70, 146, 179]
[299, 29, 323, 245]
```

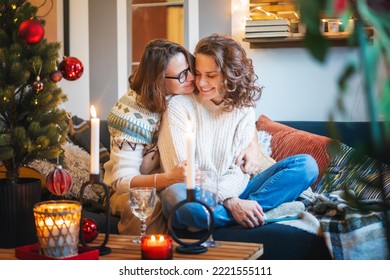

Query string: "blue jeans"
[162, 154, 319, 230]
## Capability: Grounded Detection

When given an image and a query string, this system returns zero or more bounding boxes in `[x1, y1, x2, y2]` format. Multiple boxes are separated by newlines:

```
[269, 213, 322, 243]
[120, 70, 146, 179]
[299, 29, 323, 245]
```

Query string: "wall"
[89, 0, 118, 119]
[59, 0, 370, 121]
[231, 0, 368, 122]
[58, 0, 90, 119]
[246, 47, 368, 121]
[58, 0, 127, 120]
[199, 0, 231, 40]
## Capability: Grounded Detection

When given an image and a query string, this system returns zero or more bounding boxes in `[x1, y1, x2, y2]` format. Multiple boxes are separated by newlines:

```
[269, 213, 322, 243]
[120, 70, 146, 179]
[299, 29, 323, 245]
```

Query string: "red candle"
[141, 234, 173, 260]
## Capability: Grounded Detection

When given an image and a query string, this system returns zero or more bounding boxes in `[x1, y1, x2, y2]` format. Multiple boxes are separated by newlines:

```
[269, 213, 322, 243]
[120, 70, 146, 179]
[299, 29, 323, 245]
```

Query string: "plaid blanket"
[304, 191, 390, 260]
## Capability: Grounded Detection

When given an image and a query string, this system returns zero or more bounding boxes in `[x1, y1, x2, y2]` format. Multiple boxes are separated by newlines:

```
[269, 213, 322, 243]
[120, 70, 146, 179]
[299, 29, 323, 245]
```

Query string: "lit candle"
[141, 234, 173, 260]
[38, 217, 76, 248]
[33, 201, 81, 259]
[90, 105, 100, 175]
[185, 120, 195, 190]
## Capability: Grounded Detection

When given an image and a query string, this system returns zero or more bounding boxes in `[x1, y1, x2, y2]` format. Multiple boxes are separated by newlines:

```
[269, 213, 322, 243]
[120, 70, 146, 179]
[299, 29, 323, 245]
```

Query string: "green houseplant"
[299, 0, 390, 256]
[0, 0, 69, 248]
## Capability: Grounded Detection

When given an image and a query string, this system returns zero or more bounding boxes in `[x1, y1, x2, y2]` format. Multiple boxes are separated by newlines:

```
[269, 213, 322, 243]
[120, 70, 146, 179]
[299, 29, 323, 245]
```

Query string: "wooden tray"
[15, 244, 99, 260]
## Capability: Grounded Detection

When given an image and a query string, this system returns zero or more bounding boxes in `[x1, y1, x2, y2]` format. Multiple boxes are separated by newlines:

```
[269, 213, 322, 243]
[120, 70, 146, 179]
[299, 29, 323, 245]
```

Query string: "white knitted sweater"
[158, 94, 254, 202]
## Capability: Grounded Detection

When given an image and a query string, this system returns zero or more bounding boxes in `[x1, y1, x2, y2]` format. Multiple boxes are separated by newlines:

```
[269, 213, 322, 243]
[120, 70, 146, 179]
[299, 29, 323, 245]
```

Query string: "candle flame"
[149, 234, 165, 242]
[90, 105, 97, 118]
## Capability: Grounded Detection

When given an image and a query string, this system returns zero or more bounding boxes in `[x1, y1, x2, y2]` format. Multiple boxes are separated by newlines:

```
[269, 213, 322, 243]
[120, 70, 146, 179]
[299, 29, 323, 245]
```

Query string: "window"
[131, 0, 184, 72]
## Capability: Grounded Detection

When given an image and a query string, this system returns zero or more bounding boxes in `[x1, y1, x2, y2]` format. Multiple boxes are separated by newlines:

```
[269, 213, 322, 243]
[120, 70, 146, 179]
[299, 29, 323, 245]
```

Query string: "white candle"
[38, 218, 75, 247]
[90, 105, 100, 175]
[185, 120, 195, 190]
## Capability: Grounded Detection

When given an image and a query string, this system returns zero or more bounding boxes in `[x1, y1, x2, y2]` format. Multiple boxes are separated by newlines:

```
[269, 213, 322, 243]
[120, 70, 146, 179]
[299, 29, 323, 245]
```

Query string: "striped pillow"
[314, 142, 390, 201]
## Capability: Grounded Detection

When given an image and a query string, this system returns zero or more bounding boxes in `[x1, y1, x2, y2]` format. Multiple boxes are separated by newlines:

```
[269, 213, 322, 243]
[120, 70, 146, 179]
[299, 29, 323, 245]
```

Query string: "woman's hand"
[223, 197, 265, 228]
[236, 134, 262, 175]
[165, 161, 187, 186]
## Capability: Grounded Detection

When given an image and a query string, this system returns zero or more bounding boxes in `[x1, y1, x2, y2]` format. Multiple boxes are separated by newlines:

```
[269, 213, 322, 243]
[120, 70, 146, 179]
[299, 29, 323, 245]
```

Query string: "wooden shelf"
[245, 0, 374, 49]
[243, 31, 373, 49]
[244, 32, 351, 48]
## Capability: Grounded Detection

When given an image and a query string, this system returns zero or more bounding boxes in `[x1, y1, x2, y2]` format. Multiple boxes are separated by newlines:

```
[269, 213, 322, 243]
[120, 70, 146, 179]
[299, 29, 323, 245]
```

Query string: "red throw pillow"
[256, 115, 335, 186]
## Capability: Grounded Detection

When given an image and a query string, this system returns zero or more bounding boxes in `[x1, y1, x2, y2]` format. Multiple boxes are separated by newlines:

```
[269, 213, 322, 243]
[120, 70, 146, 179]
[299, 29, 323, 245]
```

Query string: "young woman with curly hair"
[159, 34, 318, 230]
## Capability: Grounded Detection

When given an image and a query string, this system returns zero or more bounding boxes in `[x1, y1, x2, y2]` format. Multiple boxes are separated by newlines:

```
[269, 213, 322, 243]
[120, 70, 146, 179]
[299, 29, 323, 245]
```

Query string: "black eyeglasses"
[165, 67, 190, 84]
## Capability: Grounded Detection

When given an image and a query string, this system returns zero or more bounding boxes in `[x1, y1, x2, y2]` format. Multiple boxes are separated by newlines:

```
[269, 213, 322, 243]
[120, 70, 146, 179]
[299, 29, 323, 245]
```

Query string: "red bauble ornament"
[58, 56, 84, 81]
[46, 165, 73, 196]
[81, 218, 99, 243]
[18, 19, 45, 44]
[50, 70, 63, 82]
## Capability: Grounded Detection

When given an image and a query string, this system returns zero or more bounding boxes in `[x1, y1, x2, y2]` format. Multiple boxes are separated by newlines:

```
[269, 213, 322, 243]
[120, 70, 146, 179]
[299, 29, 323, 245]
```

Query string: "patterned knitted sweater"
[103, 89, 160, 194]
[158, 94, 254, 202]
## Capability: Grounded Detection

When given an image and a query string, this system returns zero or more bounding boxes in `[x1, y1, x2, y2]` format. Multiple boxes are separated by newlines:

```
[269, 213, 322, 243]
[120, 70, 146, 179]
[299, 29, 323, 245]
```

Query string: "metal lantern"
[33, 200, 82, 259]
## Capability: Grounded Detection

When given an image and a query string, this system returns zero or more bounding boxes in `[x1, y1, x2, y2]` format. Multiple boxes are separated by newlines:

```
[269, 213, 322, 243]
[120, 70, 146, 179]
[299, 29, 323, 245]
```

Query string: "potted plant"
[0, 0, 69, 248]
[299, 0, 390, 256]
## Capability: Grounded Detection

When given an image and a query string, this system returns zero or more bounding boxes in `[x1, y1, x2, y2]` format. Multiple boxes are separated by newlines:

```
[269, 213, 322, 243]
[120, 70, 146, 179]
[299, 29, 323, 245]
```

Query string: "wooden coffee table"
[0, 234, 263, 260]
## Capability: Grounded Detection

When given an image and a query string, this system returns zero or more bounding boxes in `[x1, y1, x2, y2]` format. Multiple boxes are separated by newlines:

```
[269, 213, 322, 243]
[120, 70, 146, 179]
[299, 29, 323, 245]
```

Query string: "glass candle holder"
[33, 200, 82, 259]
[141, 234, 173, 260]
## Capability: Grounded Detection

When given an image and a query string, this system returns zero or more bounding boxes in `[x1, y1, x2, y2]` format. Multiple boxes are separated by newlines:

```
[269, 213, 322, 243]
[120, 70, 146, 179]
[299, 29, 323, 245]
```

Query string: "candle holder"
[33, 200, 82, 259]
[141, 234, 173, 260]
[79, 174, 111, 256]
[167, 189, 214, 254]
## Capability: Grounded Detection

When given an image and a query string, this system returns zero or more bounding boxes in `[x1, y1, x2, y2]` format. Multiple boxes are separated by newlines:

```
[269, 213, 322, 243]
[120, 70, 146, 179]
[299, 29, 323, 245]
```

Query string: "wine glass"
[129, 187, 156, 243]
[198, 170, 221, 248]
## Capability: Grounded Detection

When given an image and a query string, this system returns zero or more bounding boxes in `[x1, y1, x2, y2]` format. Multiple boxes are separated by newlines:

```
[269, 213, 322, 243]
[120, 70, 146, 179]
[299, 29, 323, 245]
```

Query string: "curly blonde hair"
[194, 34, 262, 111]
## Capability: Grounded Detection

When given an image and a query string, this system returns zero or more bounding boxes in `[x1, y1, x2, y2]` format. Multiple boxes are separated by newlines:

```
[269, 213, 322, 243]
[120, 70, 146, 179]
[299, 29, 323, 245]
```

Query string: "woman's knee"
[299, 154, 319, 184]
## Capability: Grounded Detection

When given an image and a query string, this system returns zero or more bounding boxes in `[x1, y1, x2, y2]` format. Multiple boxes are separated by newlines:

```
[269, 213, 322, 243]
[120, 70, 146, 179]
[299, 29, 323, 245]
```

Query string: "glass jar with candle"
[33, 200, 82, 259]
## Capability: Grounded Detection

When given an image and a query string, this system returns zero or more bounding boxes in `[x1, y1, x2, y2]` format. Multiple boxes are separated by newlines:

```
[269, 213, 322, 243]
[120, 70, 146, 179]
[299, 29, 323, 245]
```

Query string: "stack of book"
[245, 18, 292, 39]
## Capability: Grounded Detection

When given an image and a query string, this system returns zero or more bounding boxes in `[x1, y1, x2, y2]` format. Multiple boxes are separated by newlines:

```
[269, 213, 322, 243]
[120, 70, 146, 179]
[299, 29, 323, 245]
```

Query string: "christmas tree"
[0, 0, 69, 182]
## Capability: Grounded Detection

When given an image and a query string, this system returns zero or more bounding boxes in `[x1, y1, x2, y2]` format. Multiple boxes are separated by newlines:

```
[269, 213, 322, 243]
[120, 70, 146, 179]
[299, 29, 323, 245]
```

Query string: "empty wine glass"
[129, 187, 156, 243]
[198, 170, 221, 248]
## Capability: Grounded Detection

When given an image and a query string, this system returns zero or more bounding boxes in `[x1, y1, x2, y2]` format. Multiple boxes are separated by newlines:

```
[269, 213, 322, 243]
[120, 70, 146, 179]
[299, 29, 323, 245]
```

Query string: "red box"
[15, 244, 99, 260]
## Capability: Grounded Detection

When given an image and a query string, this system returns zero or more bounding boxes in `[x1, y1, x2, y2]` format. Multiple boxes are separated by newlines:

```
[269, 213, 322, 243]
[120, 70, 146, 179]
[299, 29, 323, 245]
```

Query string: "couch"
[34, 114, 389, 260]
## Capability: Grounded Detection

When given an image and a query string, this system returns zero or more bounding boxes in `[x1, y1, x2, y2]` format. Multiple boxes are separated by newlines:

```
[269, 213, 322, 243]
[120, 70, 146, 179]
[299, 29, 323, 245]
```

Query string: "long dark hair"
[129, 39, 195, 113]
